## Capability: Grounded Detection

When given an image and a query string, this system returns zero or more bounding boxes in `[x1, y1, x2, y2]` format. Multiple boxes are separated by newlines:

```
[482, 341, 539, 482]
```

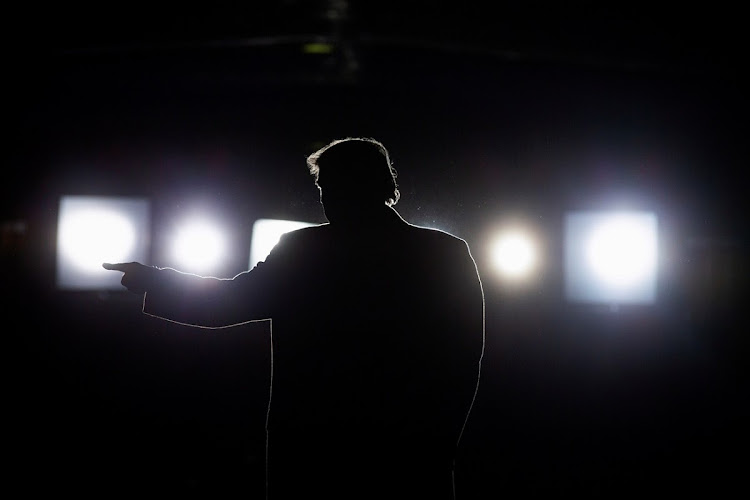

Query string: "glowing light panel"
[491, 231, 537, 279]
[250, 219, 316, 269]
[56, 196, 150, 290]
[170, 219, 227, 275]
[565, 211, 658, 304]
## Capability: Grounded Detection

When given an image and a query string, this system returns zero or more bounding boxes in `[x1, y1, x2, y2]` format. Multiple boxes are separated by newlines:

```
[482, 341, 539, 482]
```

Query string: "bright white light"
[491, 231, 537, 279]
[56, 196, 150, 290]
[170, 219, 227, 274]
[586, 216, 657, 288]
[60, 211, 135, 272]
[250, 219, 316, 269]
[565, 211, 658, 304]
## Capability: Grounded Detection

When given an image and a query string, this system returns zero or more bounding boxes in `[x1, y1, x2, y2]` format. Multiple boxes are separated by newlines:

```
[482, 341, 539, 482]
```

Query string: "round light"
[59, 209, 136, 273]
[586, 216, 657, 288]
[491, 231, 537, 279]
[170, 219, 226, 274]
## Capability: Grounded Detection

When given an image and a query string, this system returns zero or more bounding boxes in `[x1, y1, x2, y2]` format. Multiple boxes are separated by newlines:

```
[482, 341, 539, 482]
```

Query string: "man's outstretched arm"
[103, 262, 274, 328]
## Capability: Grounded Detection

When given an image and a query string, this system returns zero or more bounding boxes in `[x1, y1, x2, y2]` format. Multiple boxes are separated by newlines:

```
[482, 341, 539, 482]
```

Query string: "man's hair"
[307, 137, 401, 207]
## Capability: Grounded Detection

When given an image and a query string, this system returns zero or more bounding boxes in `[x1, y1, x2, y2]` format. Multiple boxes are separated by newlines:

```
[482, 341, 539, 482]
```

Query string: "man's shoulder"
[279, 223, 330, 241]
[405, 223, 469, 249]
[278, 219, 469, 254]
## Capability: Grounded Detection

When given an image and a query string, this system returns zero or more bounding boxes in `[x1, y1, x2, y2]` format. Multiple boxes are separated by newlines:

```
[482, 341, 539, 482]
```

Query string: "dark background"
[4, 2, 746, 497]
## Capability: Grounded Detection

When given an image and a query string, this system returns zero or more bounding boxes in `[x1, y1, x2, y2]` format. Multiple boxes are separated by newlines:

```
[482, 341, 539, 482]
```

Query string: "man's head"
[307, 138, 400, 224]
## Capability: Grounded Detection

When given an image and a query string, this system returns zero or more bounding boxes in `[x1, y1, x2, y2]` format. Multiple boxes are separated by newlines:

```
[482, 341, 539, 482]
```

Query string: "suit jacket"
[143, 206, 484, 499]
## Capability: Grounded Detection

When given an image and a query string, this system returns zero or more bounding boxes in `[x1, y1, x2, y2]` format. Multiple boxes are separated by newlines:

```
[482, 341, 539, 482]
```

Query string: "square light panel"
[56, 196, 150, 290]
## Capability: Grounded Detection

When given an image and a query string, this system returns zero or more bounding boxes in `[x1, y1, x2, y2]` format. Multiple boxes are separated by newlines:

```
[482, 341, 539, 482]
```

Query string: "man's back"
[257, 209, 484, 498]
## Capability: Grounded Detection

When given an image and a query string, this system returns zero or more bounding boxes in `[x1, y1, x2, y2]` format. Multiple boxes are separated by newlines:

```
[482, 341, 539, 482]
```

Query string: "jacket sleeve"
[142, 233, 294, 328]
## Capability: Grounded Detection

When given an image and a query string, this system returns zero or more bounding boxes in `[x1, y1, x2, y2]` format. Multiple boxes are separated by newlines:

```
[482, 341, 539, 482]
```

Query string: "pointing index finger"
[102, 262, 128, 272]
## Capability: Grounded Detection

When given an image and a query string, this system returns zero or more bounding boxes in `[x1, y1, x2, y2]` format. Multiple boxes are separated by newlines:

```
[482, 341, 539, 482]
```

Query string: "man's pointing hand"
[103, 262, 157, 294]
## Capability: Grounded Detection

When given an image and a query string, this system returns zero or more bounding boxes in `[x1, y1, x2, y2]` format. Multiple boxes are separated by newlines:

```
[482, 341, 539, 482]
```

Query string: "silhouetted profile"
[104, 138, 484, 499]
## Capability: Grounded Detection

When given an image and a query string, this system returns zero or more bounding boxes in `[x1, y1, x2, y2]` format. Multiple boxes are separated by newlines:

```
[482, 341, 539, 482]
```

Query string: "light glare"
[60, 211, 135, 272]
[565, 211, 658, 304]
[171, 220, 226, 274]
[586, 217, 657, 288]
[491, 232, 536, 279]
[56, 196, 150, 290]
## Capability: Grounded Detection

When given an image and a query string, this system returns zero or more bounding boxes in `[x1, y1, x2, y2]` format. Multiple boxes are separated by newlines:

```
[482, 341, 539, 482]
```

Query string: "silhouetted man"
[105, 137, 484, 499]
